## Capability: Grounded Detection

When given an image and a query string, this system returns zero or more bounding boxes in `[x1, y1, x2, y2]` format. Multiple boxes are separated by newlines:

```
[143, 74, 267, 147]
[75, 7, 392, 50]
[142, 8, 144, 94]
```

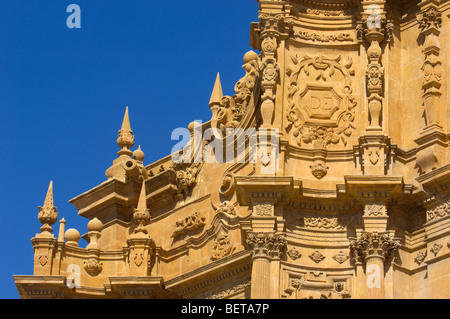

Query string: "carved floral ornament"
[426, 200, 450, 222]
[303, 216, 345, 230]
[287, 247, 302, 260]
[253, 202, 273, 217]
[309, 250, 326, 263]
[296, 31, 354, 43]
[286, 54, 357, 149]
[430, 243, 442, 257]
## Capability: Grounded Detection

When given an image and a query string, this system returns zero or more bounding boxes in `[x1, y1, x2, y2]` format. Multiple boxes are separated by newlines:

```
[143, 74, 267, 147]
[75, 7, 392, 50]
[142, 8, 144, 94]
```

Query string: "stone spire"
[133, 181, 150, 235]
[117, 106, 134, 157]
[209, 72, 223, 107]
[37, 181, 58, 234]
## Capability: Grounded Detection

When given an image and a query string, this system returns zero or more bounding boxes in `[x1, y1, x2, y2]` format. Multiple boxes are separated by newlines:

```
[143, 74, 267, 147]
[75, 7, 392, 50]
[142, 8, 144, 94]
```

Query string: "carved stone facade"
[15, 0, 450, 299]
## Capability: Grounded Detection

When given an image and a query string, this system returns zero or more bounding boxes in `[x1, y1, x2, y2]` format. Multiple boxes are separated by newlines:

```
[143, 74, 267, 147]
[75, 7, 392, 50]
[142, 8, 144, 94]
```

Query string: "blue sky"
[0, 0, 259, 298]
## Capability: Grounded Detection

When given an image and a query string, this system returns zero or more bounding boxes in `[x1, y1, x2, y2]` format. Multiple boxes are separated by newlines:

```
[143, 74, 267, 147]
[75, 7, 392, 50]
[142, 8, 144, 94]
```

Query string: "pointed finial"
[38, 181, 58, 234]
[121, 106, 132, 131]
[43, 180, 54, 209]
[133, 181, 150, 234]
[117, 106, 134, 156]
[209, 72, 223, 107]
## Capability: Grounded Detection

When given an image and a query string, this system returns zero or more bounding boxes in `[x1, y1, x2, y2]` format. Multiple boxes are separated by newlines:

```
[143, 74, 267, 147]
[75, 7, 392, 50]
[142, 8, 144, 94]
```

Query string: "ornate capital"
[350, 231, 400, 264]
[417, 6, 442, 36]
[258, 12, 292, 40]
[246, 232, 287, 259]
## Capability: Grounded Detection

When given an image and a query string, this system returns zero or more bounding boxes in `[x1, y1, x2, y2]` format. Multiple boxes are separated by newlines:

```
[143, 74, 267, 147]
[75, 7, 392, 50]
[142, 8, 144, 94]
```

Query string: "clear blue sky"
[0, 0, 259, 298]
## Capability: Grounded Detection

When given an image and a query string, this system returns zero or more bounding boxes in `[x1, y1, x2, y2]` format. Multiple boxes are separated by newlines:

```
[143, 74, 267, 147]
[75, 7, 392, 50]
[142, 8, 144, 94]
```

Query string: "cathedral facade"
[14, 0, 450, 299]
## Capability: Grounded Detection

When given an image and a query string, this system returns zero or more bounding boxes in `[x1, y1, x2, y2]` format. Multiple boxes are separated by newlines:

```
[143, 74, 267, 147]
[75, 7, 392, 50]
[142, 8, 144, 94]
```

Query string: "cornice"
[164, 250, 252, 296]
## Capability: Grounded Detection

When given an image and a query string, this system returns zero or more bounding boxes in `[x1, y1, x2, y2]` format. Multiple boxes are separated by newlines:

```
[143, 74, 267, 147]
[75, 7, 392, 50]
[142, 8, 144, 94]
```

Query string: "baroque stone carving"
[286, 54, 357, 148]
[246, 232, 287, 259]
[296, 31, 353, 43]
[254, 202, 273, 216]
[365, 203, 387, 217]
[299, 8, 347, 17]
[287, 247, 302, 260]
[430, 243, 442, 257]
[414, 250, 427, 265]
[211, 234, 235, 261]
[258, 12, 292, 128]
[417, 4, 443, 126]
[309, 250, 326, 263]
[304, 217, 346, 230]
[84, 258, 103, 276]
[310, 161, 329, 180]
[426, 200, 450, 222]
[172, 212, 206, 237]
[216, 201, 236, 216]
[215, 51, 259, 132]
[350, 231, 400, 263]
[170, 162, 201, 201]
[332, 251, 349, 264]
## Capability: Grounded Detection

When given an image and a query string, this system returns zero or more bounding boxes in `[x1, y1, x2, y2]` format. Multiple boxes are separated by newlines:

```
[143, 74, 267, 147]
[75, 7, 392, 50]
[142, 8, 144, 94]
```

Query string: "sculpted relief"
[286, 54, 357, 149]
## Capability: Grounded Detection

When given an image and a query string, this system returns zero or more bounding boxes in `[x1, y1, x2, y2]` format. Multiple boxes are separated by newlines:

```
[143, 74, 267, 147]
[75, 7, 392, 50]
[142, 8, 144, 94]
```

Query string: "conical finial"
[209, 72, 223, 107]
[133, 181, 150, 235]
[43, 180, 54, 209]
[117, 106, 134, 156]
[121, 106, 132, 131]
[137, 181, 148, 212]
[38, 181, 58, 234]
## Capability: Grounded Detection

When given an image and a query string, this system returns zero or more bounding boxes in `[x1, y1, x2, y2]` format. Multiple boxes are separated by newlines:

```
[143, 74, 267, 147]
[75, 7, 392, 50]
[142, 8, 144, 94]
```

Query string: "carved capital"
[350, 231, 400, 264]
[417, 6, 442, 36]
[258, 12, 292, 40]
[246, 232, 287, 259]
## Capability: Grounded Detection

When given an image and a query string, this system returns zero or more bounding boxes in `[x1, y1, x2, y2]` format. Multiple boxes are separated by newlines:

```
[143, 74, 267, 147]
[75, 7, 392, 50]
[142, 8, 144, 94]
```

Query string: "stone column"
[350, 231, 400, 299]
[414, 0, 445, 175]
[247, 232, 286, 299]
